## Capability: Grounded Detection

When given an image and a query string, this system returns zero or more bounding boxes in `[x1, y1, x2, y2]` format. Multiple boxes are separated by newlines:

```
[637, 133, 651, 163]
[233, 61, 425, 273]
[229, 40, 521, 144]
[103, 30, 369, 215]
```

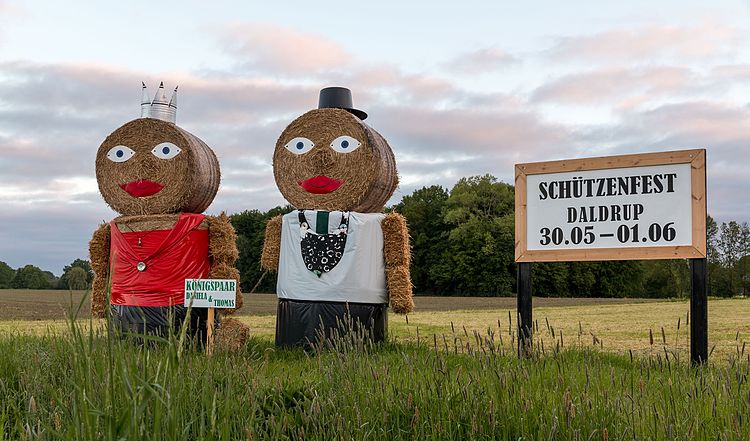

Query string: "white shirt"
[277, 210, 387, 304]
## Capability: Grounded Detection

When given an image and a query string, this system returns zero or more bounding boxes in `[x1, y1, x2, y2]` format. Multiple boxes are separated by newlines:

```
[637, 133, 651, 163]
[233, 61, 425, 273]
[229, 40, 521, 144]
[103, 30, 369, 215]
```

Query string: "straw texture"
[382, 212, 414, 314]
[207, 213, 239, 265]
[382, 212, 411, 267]
[273, 109, 398, 212]
[89, 223, 111, 318]
[261, 214, 283, 271]
[208, 262, 243, 313]
[215, 317, 250, 352]
[386, 265, 414, 314]
[96, 118, 220, 216]
[113, 213, 207, 232]
[206, 212, 243, 314]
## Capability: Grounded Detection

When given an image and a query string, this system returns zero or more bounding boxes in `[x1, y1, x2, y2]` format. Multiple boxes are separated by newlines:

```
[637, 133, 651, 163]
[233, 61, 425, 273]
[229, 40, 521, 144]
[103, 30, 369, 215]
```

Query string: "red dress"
[109, 213, 210, 307]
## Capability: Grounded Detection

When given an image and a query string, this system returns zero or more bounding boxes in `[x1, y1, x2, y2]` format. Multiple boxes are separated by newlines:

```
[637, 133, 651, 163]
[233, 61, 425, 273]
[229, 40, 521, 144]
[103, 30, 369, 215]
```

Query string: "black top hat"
[318, 87, 367, 120]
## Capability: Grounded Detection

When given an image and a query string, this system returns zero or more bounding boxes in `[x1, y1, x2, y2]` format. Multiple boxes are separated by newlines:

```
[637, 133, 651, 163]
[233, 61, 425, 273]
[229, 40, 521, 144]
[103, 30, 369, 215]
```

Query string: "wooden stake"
[206, 307, 215, 356]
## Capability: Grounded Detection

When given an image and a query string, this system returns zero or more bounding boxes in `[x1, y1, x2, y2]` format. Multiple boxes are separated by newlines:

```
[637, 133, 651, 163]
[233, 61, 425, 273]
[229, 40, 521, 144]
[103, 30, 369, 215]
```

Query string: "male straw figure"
[261, 87, 414, 347]
[89, 82, 245, 343]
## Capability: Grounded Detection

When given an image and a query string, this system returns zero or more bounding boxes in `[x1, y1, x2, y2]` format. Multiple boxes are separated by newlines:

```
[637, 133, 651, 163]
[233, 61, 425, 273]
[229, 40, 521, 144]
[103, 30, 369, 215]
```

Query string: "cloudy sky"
[1, 0, 749, 274]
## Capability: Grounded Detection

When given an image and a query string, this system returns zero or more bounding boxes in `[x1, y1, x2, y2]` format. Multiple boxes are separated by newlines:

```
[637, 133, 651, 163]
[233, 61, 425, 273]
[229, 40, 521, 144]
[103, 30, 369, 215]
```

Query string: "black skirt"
[109, 304, 212, 344]
[275, 299, 387, 347]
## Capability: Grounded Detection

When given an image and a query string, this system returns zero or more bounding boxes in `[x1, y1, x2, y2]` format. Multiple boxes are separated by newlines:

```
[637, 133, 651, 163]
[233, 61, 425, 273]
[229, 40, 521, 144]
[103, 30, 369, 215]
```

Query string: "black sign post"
[690, 258, 708, 364]
[517, 262, 533, 355]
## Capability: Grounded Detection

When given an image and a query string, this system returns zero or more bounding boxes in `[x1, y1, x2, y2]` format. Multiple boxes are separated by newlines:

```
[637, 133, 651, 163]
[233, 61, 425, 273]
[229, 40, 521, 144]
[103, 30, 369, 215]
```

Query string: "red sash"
[109, 213, 210, 307]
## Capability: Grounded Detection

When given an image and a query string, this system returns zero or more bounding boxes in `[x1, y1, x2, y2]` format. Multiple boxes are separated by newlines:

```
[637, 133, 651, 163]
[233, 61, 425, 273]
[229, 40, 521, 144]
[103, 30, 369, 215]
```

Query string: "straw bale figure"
[261, 87, 413, 347]
[89, 82, 248, 346]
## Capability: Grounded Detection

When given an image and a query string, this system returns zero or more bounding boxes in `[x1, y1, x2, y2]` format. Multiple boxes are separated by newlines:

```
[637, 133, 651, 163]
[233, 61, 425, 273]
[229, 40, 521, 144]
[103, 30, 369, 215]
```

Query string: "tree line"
[2, 174, 748, 298]
[0, 259, 93, 290]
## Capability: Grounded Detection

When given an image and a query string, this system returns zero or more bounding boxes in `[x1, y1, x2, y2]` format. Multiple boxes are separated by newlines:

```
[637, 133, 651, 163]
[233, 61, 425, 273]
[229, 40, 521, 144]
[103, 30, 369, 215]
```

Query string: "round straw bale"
[215, 317, 250, 352]
[273, 108, 398, 213]
[96, 118, 220, 216]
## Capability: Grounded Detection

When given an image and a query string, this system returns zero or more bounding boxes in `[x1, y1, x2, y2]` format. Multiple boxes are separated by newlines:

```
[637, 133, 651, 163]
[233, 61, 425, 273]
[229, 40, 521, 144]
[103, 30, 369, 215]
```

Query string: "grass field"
[1, 290, 748, 362]
[2, 291, 750, 439]
[2, 315, 750, 439]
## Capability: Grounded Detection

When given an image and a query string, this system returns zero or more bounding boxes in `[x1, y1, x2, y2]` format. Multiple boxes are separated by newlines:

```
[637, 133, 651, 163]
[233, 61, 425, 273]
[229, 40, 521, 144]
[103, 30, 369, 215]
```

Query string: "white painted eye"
[284, 137, 315, 155]
[330, 136, 361, 153]
[151, 142, 181, 160]
[106, 145, 135, 163]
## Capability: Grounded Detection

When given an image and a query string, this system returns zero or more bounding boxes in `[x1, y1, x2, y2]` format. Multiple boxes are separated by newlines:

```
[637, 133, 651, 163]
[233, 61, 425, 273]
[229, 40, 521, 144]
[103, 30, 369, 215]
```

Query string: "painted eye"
[330, 136, 361, 153]
[284, 137, 315, 155]
[106, 145, 135, 163]
[151, 142, 181, 160]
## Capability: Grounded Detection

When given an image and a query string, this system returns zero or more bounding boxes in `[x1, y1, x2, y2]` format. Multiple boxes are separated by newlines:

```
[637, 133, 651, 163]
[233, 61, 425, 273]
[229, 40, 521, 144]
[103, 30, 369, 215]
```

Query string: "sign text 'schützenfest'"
[515, 149, 706, 262]
[184, 279, 237, 308]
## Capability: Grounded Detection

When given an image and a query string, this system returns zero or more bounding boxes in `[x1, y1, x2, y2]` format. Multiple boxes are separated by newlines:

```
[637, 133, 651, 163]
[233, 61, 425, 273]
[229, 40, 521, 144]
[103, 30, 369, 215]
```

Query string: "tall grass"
[1, 304, 750, 440]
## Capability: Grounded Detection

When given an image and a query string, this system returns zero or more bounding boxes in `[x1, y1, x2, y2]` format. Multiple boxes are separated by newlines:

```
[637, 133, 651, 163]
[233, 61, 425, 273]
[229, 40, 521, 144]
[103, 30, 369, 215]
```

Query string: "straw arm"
[381, 212, 414, 314]
[206, 213, 242, 312]
[89, 222, 111, 318]
[261, 215, 282, 272]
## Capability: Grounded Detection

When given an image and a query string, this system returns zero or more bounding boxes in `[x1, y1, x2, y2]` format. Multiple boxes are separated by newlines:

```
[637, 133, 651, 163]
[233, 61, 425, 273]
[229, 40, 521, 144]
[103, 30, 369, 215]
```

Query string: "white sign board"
[515, 150, 706, 262]
[184, 279, 237, 309]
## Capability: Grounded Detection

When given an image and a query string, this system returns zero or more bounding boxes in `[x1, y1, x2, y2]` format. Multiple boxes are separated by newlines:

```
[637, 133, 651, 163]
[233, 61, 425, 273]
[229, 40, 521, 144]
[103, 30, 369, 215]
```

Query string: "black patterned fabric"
[298, 211, 349, 277]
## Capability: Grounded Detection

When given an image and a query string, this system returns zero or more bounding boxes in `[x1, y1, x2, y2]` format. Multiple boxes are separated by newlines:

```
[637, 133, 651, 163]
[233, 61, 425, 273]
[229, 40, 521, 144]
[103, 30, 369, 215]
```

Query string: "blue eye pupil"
[116, 150, 124, 158]
[162, 146, 170, 155]
[296, 141, 304, 150]
[341, 140, 349, 148]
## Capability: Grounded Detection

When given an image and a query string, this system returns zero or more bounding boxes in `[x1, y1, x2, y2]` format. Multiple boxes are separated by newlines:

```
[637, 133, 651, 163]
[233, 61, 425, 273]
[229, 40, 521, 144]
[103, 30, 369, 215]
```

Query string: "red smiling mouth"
[299, 175, 343, 194]
[120, 179, 164, 197]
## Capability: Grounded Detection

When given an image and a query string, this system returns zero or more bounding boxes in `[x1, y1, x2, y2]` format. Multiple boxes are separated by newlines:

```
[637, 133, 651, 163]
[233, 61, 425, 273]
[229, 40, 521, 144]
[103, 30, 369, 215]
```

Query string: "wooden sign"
[184, 279, 238, 308]
[515, 149, 706, 262]
[184, 278, 238, 355]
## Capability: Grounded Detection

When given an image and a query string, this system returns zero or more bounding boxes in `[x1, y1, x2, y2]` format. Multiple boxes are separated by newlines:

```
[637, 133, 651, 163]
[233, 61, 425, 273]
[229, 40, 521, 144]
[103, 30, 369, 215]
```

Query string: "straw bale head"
[96, 118, 220, 216]
[273, 108, 398, 213]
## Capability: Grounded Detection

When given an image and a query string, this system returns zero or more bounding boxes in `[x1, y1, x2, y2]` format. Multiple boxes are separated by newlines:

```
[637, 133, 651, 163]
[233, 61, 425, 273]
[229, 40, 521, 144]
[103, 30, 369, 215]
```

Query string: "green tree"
[717, 221, 750, 296]
[641, 260, 690, 298]
[588, 261, 643, 298]
[0, 261, 14, 288]
[706, 215, 720, 264]
[567, 262, 597, 296]
[442, 175, 515, 296]
[392, 185, 450, 294]
[533, 262, 570, 297]
[67, 267, 89, 290]
[59, 259, 94, 290]
[10, 265, 50, 289]
[231, 206, 293, 293]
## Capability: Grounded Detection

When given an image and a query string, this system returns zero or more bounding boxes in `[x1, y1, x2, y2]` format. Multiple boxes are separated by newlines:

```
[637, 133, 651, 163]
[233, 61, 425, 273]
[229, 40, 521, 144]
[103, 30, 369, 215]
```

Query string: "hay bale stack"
[215, 317, 250, 352]
[96, 118, 220, 216]
[273, 108, 398, 213]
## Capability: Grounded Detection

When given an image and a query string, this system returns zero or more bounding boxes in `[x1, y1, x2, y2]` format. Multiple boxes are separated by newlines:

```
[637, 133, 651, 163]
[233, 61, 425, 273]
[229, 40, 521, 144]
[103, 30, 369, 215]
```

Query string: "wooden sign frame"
[515, 149, 706, 263]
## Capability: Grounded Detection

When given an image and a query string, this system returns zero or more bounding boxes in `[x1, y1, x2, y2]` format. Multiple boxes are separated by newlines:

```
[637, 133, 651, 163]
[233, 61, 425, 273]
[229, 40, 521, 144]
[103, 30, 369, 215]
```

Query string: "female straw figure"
[89, 82, 247, 347]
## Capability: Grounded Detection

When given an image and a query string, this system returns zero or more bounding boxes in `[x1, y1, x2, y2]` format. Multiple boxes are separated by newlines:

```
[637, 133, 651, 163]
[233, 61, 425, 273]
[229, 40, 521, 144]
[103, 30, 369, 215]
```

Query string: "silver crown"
[140, 81, 178, 123]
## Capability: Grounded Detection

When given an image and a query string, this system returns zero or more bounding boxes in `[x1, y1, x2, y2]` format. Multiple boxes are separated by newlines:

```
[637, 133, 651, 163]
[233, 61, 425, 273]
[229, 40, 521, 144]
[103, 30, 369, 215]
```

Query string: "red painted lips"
[120, 179, 164, 197]
[299, 175, 343, 194]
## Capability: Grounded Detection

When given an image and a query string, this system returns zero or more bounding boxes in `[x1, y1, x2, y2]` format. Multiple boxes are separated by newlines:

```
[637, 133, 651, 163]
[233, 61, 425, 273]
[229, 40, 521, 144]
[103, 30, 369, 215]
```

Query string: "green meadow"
[2, 296, 750, 440]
